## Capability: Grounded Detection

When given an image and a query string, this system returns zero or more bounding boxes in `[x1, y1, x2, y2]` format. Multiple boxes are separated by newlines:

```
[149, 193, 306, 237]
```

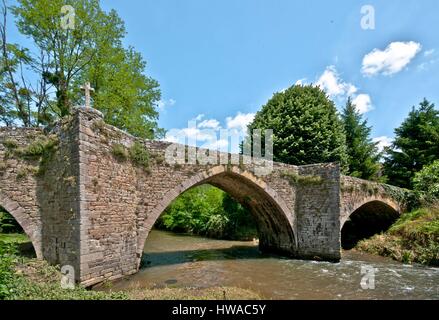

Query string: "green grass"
[356, 206, 439, 266]
[0, 240, 260, 300]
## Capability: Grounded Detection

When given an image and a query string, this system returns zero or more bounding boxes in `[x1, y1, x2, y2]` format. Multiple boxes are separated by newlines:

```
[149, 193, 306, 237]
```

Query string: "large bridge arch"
[136, 165, 297, 266]
[0, 192, 42, 258]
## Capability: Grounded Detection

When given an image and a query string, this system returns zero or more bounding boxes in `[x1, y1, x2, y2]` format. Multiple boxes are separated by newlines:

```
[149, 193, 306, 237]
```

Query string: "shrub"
[14, 136, 58, 159]
[413, 160, 439, 202]
[2, 139, 18, 150]
[111, 144, 128, 160]
[129, 142, 150, 169]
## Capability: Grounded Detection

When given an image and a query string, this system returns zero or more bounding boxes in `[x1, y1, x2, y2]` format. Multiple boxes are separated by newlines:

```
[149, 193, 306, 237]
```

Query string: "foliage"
[341, 97, 381, 180]
[111, 143, 128, 160]
[128, 141, 150, 169]
[383, 99, 439, 189]
[157, 185, 257, 241]
[357, 207, 439, 266]
[413, 160, 439, 202]
[2, 139, 18, 149]
[14, 135, 58, 159]
[246, 85, 348, 171]
[77, 45, 163, 139]
[1, 0, 163, 139]
[0, 208, 22, 233]
[0, 242, 18, 299]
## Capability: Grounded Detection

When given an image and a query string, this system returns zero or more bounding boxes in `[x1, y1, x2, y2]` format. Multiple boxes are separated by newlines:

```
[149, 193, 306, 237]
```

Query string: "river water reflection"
[106, 230, 439, 299]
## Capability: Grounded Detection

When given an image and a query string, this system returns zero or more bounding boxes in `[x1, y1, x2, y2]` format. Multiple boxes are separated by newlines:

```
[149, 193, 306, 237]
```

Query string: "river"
[105, 230, 439, 300]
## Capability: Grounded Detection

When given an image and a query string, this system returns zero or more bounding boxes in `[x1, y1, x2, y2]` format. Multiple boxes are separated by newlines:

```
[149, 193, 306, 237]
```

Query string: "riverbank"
[0, 242, 260, 300]
[356, 207, 439, 266]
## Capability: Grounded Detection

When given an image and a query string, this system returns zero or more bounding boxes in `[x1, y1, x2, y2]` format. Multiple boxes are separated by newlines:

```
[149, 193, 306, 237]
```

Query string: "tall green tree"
[341, 97, 380, 180]
[74, 46, 162, 139]
[1, 0, 162, 138]
[247, 85, 348, 170]
[384, 99, 439, 188]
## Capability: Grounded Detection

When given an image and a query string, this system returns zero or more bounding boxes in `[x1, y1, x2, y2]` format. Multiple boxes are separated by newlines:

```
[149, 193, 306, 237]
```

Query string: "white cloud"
[198, 119, 220, 130]
[424, 49, 435, 57]
[362, 41, 422, 76]
[316, 66, 357, 98]
[203, 138, 229, 151]
[315, 66, 375, 113]
[352, 94, 373, 114]
[164, 112, 254, 152]
[295, 78, 307, 86]
[226, 112, 255, 132]
[418, 49, 438, 71]
[157, 98, 176, 111]
[373, 136, 393, 153]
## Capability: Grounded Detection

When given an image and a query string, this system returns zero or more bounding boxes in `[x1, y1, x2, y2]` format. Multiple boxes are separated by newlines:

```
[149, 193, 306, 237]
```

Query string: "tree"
[1, 0, 163, 138]
[341, 97, 381, 180]
[384, 99, 439, 188]
[247, 85, 348, 170]
[74, 46, 163, 139]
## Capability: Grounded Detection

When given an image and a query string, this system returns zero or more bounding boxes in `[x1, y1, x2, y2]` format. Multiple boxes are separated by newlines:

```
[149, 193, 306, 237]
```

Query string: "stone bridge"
[0, 107, 411, 286]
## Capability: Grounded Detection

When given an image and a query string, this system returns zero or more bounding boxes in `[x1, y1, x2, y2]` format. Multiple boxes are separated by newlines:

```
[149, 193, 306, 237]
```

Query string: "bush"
[111, 144, 128, 160]
[413, 160, 439, 202]
[14, 136, 58, 159]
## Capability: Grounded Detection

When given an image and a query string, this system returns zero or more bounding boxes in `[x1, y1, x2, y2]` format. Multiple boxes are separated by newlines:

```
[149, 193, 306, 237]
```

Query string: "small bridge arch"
[340, 176, 404, 249]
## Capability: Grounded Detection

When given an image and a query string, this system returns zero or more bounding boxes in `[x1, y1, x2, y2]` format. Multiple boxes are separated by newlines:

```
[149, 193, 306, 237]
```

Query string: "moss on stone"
[14, 136, 59, 159]
[281, 170, 323, 186]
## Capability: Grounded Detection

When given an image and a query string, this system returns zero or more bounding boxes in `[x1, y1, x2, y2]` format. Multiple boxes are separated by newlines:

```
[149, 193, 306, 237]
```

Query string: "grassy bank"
[0, 241, 260, 300]
[356, 207, 439, 266]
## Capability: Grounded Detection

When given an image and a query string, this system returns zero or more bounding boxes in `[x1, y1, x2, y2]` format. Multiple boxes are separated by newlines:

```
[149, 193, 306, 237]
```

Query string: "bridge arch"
[0, 192, 42, 258]
[341, 199, 400, 249]
[136, 165, 297, 266]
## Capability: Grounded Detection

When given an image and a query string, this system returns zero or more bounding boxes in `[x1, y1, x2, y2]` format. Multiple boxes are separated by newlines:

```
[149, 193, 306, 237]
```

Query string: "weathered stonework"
[0, 107, 409, 286]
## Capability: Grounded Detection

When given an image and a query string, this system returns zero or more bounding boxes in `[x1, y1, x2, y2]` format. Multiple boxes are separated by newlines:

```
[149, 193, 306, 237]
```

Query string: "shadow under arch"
[341, 200, 400, 250]
[0, 192, 42, 258]
[136, 166, 297, 266]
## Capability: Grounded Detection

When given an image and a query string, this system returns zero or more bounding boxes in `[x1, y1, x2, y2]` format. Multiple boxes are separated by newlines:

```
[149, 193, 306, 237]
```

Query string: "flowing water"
[105, 230, 439, 299]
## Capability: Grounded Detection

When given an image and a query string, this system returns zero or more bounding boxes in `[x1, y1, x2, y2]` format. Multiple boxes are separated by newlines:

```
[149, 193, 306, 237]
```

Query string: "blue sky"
[9, 0, 439, 152]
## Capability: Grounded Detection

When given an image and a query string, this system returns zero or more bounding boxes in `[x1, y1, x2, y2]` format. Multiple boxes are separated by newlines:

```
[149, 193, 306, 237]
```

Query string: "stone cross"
[80, 82, 95, 108]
